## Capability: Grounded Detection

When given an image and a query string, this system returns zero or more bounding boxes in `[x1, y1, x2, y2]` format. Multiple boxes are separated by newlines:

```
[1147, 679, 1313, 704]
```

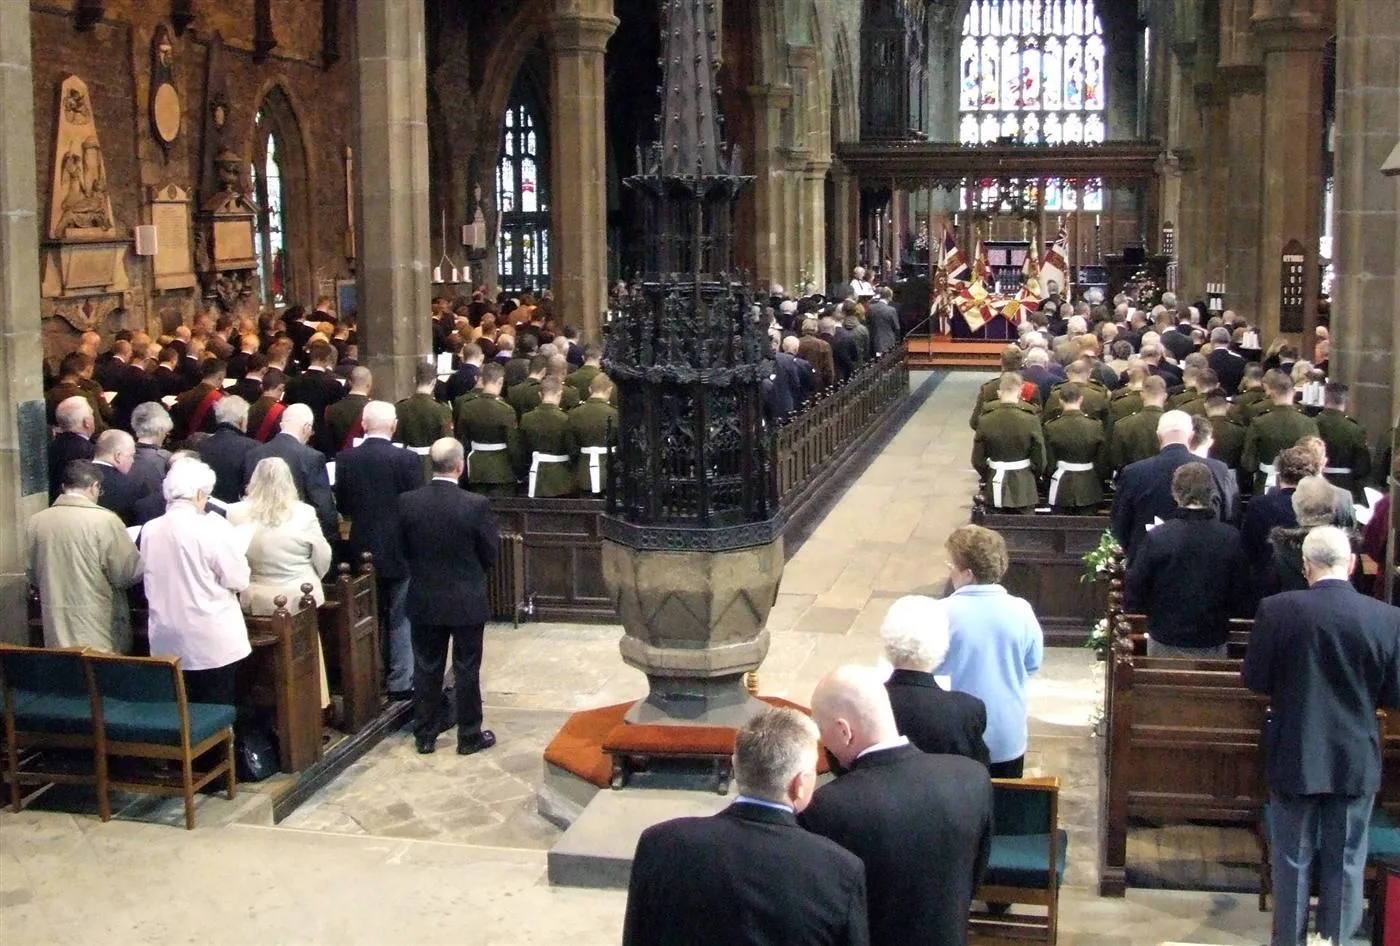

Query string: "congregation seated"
[939, 525, 1044, 778]
[1124, 462, 1251, 657]
[880, 595, 990, 767]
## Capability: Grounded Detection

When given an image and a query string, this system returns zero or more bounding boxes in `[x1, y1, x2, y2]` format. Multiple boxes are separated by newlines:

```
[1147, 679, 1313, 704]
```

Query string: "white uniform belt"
[1048, 461, 1097, 507]
[987, 458, 1032, 508]
[580, 446, 612, 495]
[528, 452, 572, 497]
[470, 442, 507, 452]
[1323, 466, 1352, 476]
[1259, 462, 1278, 490]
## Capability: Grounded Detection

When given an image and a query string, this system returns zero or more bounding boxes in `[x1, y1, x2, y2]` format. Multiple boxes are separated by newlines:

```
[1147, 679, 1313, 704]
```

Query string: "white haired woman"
[228, 457, 333, 707]
[881, 595, 990, 767]
[140, 458, 250, 705]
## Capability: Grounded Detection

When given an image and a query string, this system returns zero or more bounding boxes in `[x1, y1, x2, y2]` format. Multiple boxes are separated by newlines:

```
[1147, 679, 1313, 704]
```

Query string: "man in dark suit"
[1243, 526, 1400, 946]
[241, 402, 338, 540]
[1206, 327, 1245, 396]
[91, 429, 143, 526]
[282, 340, 346, 456]
[229, 354, 268, 404]
[49, 395, 97, 502]
[879, 596, 990, 766]
[866, 287, 902, 358]
[335, 401, 425, 701]
[624, 708, 869, 946]
[1125, 462, 1251, 656]
[197, 396, 258, 505]
[398, 438, 499, 755]
[1240, 445, 1313, 571]
[800, 665, 993, 946]
[777, 336, 816, 407]
[1110, 410, 1239, 561]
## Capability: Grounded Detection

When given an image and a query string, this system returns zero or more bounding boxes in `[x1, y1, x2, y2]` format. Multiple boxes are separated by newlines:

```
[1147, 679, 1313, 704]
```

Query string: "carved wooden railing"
[774, 350, 909, 504]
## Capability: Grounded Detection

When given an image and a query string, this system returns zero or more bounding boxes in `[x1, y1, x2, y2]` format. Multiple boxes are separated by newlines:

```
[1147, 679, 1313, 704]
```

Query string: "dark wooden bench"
[243, 589, 323, 774]
[318, 557, 381, 734]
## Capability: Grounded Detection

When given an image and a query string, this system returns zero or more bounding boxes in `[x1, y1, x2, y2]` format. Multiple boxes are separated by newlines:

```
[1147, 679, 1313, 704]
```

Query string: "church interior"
[2, 0, 1399, 943]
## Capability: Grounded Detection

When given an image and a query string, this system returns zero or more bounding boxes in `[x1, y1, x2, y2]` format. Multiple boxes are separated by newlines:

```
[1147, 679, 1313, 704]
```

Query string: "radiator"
[488, 532, 528, 626]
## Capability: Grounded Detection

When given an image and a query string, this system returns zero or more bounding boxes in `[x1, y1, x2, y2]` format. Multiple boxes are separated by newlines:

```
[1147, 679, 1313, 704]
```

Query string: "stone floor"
[1, 371, 1290, 945]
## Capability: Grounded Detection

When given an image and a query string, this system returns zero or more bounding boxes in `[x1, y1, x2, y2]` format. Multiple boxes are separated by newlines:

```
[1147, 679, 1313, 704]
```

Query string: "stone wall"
[29, 0, 357, 365]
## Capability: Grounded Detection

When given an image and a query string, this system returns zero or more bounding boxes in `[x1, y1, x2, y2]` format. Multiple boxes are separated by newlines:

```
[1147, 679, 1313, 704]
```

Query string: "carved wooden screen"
[958, 0, 1106, 213]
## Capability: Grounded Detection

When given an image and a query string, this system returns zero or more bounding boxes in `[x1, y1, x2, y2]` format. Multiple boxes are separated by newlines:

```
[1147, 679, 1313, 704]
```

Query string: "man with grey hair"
[242, 401, 337, 539]
[1207, 324, 1245, 394]
[881, 595, 990, 765]
[398, 437, 499, 755]
[336, 399, 425, 700]
[623, 708, 869, 946]
[1112, 408, 1239, 560]
[199, 395, 257, 504]
[800, 665, 992, 946]
[27, 459, 143, 653]
[49, 394, 96, 501]
[1244, 526, 1400, 946]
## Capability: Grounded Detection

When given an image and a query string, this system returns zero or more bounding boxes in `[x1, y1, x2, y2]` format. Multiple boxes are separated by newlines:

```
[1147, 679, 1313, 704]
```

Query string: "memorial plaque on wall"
[1279, 238, 1306, 333]
[18, 400, 48, 496]
[149, 184, 196, 289]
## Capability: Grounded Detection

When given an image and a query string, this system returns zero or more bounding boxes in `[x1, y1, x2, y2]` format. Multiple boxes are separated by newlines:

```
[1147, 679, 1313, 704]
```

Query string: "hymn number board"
[1279, 238, 1306, 333]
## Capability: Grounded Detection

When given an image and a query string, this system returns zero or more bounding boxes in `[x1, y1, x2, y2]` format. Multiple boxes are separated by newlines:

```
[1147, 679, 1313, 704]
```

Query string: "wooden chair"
[0, 645, 103, 817]
[86, 652, 236, 830]
[243, 589, 324, 773]
[970, 776, 1066, 946]
[318, 556, 381, 733]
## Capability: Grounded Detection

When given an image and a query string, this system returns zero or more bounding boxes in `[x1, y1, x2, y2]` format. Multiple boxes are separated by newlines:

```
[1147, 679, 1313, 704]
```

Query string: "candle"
[1095, 214, 1101, 227]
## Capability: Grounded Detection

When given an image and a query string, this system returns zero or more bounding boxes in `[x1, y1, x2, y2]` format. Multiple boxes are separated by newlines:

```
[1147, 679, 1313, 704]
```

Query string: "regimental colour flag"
[971, 234, 991, 286]
[1017, 233, 1043, 311]
[941, 227, 969, 285]
[1041, 225, 1069, 299]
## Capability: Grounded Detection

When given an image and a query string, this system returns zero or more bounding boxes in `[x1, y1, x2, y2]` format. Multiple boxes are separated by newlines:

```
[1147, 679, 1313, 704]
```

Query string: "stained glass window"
[497, 101, 549, 291]
[958, 0, 1107, 212]
[252, 110, 287, 307]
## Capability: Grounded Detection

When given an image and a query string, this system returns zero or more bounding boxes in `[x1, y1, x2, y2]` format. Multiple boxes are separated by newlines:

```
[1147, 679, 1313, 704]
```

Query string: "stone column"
[830, 163, 857, 287]
[1223, 82, 1264, 324]
[802, 162, 830, 294]
[1332, 0, 1400, 447]
[1253, 2, 1330, 344]
[0, 2, 45, 641]
[547, 2, 617, 342]
[356, 0, 433, 401]
[747, 84, 792, 289]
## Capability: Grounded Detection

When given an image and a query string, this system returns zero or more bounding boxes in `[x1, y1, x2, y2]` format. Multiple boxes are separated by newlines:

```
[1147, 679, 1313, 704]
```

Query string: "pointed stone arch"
[247, 81, 314, 308]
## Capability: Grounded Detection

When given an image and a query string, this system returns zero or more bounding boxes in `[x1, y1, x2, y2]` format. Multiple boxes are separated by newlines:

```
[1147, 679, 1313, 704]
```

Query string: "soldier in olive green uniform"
[566, 346, 604, 402]
[546, 354, 582, 411]
[972, 373, 1046, 511]
[396, 362, 452, 478]
[1043, 358, 1109, 427]
[568, 373, 618, 496]
[519, 378, 578, 498]
[1043, 383, 1106, 514]
[1314, 381, 1373, 498]
[324, 367, 373, 457]
[1227, 364, 1268, 424]
[1241, 370, 1320, 493]
[1165, 366, 1216, 418]
[1106, 365, 1147, 443]
[1204, 394, 1247, 472]
[455, 362, 520, 497]
[1109, 376, 1169, 473]
[969, 347, 1026, 430]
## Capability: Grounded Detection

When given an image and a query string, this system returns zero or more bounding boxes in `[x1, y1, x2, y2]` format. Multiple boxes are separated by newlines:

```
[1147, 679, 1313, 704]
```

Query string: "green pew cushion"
[984, 829, 1069, 888]
[14, 694, 95, 735]
[99, 700, 236, 747]
[1262, 805, 1400, 859]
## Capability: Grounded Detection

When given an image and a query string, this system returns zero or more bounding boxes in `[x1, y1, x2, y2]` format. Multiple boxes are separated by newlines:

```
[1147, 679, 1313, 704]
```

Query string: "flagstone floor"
[1, 372, 1291, 945]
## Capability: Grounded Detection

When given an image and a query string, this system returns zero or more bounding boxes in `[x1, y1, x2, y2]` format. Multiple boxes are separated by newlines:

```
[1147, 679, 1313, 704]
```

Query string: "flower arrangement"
[1081, 529, 1121, 584]
[1086, 618, 1110, 659]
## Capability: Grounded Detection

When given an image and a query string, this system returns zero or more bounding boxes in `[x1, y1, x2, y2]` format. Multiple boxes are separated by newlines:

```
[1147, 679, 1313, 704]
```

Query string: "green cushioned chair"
[971, 776, 1065, 946]
[1257, 802, 1400, 912]
[87, 653, 237, 830]
[0, 644, 103, 817]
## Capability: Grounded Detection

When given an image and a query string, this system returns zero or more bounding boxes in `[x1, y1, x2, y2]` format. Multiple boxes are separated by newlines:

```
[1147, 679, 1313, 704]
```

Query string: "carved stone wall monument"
[148, 184, 196, 290]
[40, 75, 130, 300]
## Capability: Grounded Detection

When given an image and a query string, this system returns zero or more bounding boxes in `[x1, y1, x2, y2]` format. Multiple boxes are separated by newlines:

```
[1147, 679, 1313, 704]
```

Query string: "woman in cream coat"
[228, 456, 333, 706]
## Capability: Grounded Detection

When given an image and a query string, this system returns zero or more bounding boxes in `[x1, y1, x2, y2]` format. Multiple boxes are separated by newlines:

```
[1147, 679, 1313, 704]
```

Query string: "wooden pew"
[242, 588, 323, 773]
[318, 556, 382, 734]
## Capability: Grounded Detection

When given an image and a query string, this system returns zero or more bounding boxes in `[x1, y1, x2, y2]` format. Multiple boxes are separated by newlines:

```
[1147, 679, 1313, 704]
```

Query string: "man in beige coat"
[27, 459, 143, 652]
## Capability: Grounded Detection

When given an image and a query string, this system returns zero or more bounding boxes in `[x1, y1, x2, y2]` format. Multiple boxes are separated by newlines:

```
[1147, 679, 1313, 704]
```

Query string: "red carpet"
[543, 697, 829, 789]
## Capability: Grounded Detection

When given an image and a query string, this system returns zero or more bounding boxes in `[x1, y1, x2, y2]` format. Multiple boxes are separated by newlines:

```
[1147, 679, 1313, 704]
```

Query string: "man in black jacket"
[1243, 526, 1400, 946]
[800, 665, 993, 946]
[623, 708, 869, 946]
[866, 287, 902, 358]
[1125, 462, 1251, 656]
[1110, 410, 1239, 561]
[398, 438, 499, 755]
[282, 340, 346, 456]
[335, 401, 425, 700]
[880, 595, 990, 765]
[49, 396, 97, 502]
[240, 403, 338, 540]
[91, 429, 143, 526]
[197, 396, 258, 505]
